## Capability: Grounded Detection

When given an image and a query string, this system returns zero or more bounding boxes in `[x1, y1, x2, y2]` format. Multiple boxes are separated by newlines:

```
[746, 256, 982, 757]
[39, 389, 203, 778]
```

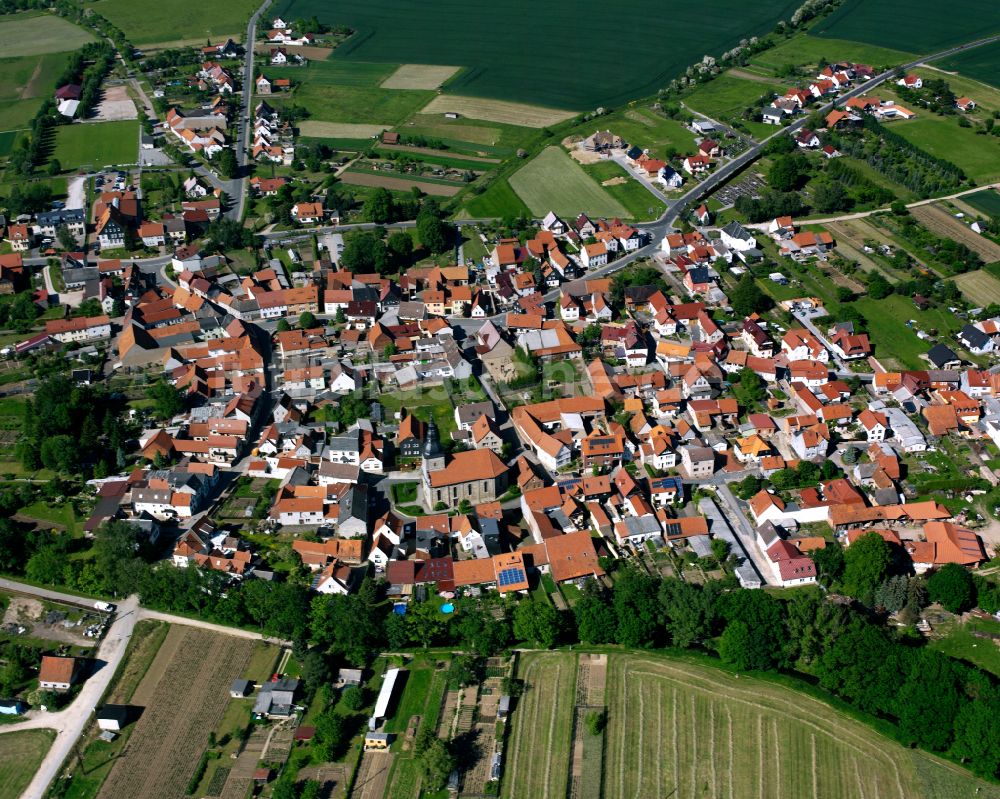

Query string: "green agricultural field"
[964, 188, 1000, 216]
[0, 13, 94, 58]
[502, 652, 577, 799]
[933, 41, 1000, 89]
[0, 52, 72, 134]
[891, 117, 1000, 183]
[49, 120, 138, 171]
[462, 177, 530, 219]
[509, 146, 628, 218]
[598, 653, 1000, 799]
[810, 0, 1000, 54]
[274, 0, 801, 109]
[750, 35, 913, 75]
[84, 0, 260, 45]
[0, 729, 55, 798]
[685, 73, 784, 121]
[581, 160, 665, 220]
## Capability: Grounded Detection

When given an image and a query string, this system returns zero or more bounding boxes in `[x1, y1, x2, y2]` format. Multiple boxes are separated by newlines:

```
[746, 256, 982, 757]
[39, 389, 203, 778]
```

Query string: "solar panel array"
[497, 567, 526, 587]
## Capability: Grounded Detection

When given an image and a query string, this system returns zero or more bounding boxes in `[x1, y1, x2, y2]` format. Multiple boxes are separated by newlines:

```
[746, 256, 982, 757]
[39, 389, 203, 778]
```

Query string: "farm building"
[369, 667, 404, 730]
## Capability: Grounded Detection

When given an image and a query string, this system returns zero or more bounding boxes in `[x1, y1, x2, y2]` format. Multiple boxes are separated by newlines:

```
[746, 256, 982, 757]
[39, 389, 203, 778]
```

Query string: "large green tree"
[842, 532, 891, 600]
[927, 563, 975, 613]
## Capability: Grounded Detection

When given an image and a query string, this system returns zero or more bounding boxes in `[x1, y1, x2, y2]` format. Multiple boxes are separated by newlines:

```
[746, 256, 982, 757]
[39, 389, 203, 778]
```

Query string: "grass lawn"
[930, 616, 1000, 677]
[597, 651, 1000, 799]
[854, 294, 962, 369]
[378, 381, 485, 435]
[84, 0, 259, 45]
[275, 0, 800, 110]
[750, 34, 913, 76]
[890, 116, 1000, 183]
[0, 13, 94, 58]
[462, 177, 530, 219]
[461, 227, 488, 262]
[809, 0, 1000, 54]
[509, 146, 627, 218]
[0, 52, 71, 133]
[391, 482, 418, 504]
[685, 73, 784, 121]
[0, 729, 55, 797]
[17, 500, 83, 536]
[581, 159, 665, 220]
[49, 120, 138, 172]
[914, 64, 1000, 110]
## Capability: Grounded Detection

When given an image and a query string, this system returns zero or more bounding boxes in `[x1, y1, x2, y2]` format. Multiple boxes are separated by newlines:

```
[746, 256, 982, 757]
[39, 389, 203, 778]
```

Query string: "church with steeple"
[420, 419, 509, 510]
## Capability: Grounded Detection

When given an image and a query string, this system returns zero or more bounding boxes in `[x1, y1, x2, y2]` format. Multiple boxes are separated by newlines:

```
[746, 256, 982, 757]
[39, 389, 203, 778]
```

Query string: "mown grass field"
[462, 177, 530, 219]
[269, 60, 396, 88]
[275, 0, 800, 109]
[748, 35, 913, 75]
[0, 13, 94, 58]
[685, 73, 784, 121]
[581, 159, 666, 220]
[599, 654, 1000, 799]
[84, 0, 259, 45]
[509, 146, 628, 218]
[501, 652, 577, 799]
[964, 188, 1000, 216]
[274, 79, 433, 126]
[933, 41, 1000, 89]
[891, 117, 1000, 183]
[0, 729, 54, 799]
[49, 120, 138, 171]
[955, 271, 1000, 305]
[810, 0, 1000, 53]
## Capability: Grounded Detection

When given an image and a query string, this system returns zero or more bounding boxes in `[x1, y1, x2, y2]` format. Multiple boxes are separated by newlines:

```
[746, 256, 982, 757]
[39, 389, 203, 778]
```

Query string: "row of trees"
[831, 118, 967, 198]
[2, 511, 998, 779]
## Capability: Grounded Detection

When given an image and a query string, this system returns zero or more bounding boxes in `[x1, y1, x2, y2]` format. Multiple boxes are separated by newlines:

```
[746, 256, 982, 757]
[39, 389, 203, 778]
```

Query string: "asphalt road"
[233, 0, 272, 222]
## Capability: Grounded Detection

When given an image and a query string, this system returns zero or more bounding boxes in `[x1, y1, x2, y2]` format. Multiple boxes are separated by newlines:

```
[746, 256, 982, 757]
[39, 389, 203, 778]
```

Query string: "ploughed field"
[501, 652, 1000, 799]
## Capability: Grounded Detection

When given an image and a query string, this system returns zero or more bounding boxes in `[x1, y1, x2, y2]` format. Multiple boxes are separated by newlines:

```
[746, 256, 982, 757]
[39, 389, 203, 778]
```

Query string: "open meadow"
[810, 0, 1000, 53]
[0, 13, 94, 58]
[84, 0, 259, 46]
[955, 271, 1000, 306]
[890, 117, 1000, 184]
[685, 73, 785, 120]
[509, 146, 628, 218]
[0, 729, 54, 799]
[275, 0, 800, 109]
[747, 35, 913, 76]
[49, 120, 138, 172]
[95, 626, 254, 799]
[501, 652, 576, 799]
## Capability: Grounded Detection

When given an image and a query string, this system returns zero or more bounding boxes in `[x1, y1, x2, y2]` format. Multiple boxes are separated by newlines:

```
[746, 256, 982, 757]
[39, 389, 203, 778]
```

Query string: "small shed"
[230, 679, 252, 698]
[293, 726, 316, 742]
[364, 731, 392, 750]
[97, 705, 130, 732]
[0, 699, 24, 716]
[497, 695, 511, 721]
[253, 768, 272, 785]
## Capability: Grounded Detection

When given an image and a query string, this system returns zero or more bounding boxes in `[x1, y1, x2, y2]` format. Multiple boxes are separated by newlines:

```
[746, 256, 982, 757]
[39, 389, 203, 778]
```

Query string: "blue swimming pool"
[440, 603, 455, 614]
